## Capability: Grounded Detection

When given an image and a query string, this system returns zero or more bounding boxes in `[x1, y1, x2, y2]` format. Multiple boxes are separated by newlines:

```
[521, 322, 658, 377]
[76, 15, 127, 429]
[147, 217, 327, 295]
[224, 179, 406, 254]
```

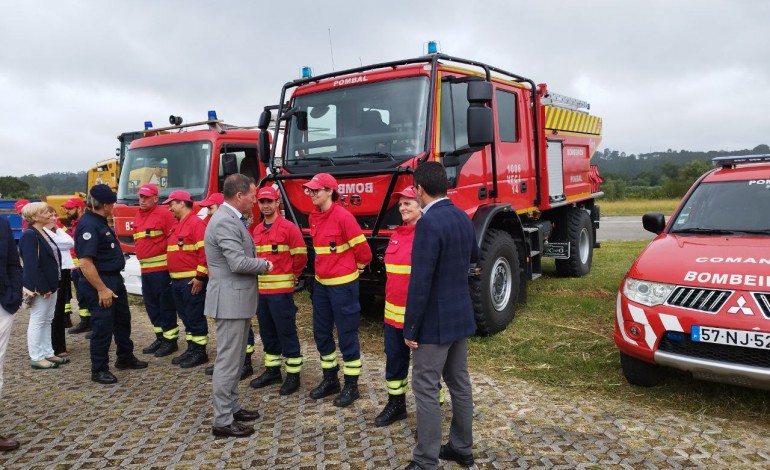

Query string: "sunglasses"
[303, 187, 328, 196]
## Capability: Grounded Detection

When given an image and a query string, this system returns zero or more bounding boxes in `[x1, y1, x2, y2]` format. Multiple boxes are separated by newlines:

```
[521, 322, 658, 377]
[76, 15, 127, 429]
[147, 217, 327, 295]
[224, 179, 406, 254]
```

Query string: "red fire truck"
[113, 111, 274, 293]
[256, 47, 604, 335]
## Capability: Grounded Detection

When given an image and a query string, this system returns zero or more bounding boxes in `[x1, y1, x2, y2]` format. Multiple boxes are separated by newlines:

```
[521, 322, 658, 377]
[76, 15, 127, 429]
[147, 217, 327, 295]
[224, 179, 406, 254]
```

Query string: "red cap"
[303, 173, 337, 191]
[257, 186, 279, 200]
[392, 186, 417, 200]
[14, 199, 29, 214]
[62, 197, 86, 209]
[200, 193, 224, 207]
[161, 190, 192, 205]
[137, 184, 159, 197]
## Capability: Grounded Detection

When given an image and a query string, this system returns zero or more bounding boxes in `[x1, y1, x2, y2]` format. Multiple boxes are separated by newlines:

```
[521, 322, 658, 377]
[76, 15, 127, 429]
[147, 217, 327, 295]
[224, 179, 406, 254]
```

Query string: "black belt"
[100, 270, 122, 276]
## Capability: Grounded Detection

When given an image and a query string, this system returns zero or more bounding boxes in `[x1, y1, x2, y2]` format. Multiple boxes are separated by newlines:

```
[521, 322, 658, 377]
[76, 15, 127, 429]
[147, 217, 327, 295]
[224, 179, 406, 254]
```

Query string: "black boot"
[180, 343, 208, 368]
[155, 339, 179, 358]
[240, 353, 254, 381]
[249, 366, 281, 389]
[279, 373, 300, 396]
[171, 341, 192, 363]
[333, 380, 360, 407]
[142, 334, 164, 354]
[374, 394, 407, 427]
[309, 375, 340, 399]
[68, 317, 91, 334]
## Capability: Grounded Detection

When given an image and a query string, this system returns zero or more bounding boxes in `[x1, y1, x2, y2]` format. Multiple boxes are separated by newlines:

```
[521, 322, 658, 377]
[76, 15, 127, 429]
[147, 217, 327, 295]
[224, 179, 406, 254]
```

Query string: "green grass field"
[600, 199, 681, 216]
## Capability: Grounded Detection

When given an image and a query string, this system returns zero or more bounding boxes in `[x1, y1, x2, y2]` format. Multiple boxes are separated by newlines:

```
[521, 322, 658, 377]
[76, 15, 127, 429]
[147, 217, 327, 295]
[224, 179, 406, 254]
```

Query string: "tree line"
[594, 144, 769, 200]
[0, 172, 87, 200]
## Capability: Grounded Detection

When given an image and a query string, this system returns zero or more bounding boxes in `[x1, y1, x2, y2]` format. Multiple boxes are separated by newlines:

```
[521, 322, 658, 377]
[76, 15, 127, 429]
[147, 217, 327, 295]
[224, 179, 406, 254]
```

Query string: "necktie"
[240, 216, 248, 228]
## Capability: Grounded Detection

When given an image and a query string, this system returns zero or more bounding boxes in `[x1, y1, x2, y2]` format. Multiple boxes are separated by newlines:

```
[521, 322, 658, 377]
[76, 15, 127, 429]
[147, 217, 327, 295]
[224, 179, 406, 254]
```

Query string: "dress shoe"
[333, 382, 360, 407]
[211, 421, 254, 438]
[249, 366, 281, 389]
[91, 370, 118, 384]
[309, 376, 341, 400]
[439, 442, 475, 467]
[233, 408, 260, 422]
[142, 338, 163, 354]
[115, 357, 149, 370]
[279, 373, 300, 396]
[154, 340, 178, 358]
[0, 435, 20, 452]
[404, 461, 424, 470]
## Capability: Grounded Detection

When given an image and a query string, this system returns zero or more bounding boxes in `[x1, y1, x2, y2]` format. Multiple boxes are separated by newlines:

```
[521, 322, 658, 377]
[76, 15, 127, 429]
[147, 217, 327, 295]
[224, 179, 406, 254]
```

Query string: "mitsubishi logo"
[727, 296, 754, 315]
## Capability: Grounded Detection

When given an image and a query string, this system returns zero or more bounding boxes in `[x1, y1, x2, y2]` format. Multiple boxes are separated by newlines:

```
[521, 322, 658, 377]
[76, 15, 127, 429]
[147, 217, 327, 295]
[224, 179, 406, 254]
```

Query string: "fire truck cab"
[258, 47, 603, 334]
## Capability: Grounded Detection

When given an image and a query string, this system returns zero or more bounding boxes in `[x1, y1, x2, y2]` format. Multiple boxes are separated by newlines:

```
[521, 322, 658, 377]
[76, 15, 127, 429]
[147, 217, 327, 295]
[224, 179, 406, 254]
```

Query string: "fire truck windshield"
[670, 181, 770, 235]
[284, 76, 429, 167]
[116, 140, 212, 204]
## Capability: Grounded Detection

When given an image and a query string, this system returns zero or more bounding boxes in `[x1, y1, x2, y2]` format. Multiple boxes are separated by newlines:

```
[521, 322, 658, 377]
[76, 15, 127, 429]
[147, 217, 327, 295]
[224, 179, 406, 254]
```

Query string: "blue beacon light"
[301, 66, 312, 78]
[144, 121, 153, 130]
[208, 110, 218, 121]
[427, 41, 438, 54]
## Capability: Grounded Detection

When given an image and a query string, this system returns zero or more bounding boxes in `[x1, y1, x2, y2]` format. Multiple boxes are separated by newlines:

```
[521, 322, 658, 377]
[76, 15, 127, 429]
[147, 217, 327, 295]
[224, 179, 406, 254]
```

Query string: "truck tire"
[555, 208, 593, 277]
[620, 352, 665, 387]
[470, 229, 520, 336]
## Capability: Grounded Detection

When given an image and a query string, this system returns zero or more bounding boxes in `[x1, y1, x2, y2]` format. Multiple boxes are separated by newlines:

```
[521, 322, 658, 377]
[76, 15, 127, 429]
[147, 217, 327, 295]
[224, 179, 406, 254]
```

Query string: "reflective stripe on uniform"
[133, 230, 164, 240]
[314, 271, 359, 286]
[139, 253, 168, 269]
[245, 344, 254, 354]
[163, 327, 179, 340]
[258, 273, 295, 290]
[343, 358, 362, 376]
[290, 246, 308, 255]
[387, 378, 408, 396]
[196, 265, 208, 275]
[384, 301, 405, 325]
[264, 353, 282, 367]
[313, 242, 351, 255]
[258, 281, 295, 290]
[348, 234, 366, 247]
[191, 335, 208, 346]
[285, 356, 303, 374]
[153, 326, 163, 334]
[320, 351, 338, 369]
[385, 263, 411, 275]
[170, 271, 196, 279]
[255, 244, 290, 253]
[79, 309, 90, 318]
[167, 244, 197, 252]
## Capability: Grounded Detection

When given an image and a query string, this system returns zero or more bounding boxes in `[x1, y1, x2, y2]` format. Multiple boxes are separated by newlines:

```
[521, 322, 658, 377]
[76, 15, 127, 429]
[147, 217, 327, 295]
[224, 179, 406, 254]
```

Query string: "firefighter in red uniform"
[248, 186, 307, 395]
[62, 197, 91, 333]
[304, 173, 372, 407]
[162, 190, 209, 368]
[201, 193, 256, 380]
[131, 184, 179, 357]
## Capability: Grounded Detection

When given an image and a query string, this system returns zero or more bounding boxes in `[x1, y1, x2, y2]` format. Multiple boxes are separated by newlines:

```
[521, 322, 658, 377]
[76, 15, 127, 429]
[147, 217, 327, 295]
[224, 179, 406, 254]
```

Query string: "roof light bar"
[712, 154, 770, 168]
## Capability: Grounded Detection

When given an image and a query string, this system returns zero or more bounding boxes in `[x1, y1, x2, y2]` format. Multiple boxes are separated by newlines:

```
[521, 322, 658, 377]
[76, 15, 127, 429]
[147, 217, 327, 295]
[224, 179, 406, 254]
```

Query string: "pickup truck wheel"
[555, 208, 593, 277]
[620, 352, 665, 387]
[470, 229, 520, 336]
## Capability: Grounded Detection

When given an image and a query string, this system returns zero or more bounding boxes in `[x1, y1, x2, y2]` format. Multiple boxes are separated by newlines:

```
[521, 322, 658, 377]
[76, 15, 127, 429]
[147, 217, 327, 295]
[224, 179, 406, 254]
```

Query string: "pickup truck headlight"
[623, 277, 675, 307]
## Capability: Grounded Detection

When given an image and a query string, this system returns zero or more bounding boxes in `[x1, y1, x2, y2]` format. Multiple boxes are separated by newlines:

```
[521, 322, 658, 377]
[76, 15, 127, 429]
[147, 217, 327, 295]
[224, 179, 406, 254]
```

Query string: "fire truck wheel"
[619, 352, 665, 387]
[471, 229, 520, 336]
[555, 208, 593, 277]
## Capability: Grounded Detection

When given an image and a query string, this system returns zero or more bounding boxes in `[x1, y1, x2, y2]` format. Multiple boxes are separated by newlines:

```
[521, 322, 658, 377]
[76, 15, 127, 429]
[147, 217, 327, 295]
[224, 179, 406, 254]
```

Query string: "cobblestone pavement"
[2, 304, 770, 469]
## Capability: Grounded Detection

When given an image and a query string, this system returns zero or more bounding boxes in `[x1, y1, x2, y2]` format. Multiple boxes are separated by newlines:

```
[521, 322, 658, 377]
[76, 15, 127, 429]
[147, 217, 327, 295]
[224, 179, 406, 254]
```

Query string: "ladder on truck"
[541, 92, 590, 111]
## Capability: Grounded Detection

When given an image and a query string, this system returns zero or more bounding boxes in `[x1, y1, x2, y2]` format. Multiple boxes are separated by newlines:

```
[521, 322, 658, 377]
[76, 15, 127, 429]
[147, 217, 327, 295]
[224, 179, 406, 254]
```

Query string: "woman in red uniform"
[304, 173, 372, 408]
[374, 186, 422, 426]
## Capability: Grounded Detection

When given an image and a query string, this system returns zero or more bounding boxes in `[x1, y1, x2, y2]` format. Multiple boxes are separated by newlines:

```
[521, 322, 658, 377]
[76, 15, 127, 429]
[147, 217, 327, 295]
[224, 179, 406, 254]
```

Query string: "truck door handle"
[478, 187, 487, 200]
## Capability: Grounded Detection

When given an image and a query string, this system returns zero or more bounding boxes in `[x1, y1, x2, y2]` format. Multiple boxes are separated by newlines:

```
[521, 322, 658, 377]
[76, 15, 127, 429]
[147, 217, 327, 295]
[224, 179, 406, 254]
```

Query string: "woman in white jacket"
[44, 206, 75, 358]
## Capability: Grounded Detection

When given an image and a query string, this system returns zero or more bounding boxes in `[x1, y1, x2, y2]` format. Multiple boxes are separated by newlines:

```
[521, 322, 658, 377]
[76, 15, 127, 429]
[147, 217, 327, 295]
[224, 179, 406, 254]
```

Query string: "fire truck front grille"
[755, 293, 770, 319]
[665, 287, 731, 313]
[658, 333, 770, 368]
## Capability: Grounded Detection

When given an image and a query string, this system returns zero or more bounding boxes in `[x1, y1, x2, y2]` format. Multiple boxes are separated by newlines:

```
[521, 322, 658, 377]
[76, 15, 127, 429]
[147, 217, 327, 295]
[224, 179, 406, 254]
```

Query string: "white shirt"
[44, 226, 75, 270]
[421, 196, 449, 215]
[221, 201, 244, 220]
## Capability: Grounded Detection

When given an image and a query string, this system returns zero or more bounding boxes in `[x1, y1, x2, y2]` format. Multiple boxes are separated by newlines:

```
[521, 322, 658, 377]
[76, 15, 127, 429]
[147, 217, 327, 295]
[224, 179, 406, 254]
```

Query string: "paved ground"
[597, 216, 656, 242]
[2, 301, 770, 469]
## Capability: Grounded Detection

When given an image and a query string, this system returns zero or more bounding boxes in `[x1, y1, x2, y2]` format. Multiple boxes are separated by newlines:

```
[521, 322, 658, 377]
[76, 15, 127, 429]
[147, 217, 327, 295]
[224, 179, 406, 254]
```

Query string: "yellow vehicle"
[88, 159, 120, 192]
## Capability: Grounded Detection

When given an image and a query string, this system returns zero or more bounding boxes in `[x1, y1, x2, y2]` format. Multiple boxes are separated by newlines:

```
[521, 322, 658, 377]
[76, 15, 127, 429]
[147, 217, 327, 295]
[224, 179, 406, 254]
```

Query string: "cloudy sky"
[2, 0, 768, 176]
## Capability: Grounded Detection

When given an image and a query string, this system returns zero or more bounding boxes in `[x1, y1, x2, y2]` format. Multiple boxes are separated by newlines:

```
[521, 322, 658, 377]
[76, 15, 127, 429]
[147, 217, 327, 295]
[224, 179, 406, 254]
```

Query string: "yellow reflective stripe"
[313, 242, 351, 255]
[290, 246, 307, 255]
[170, 271, 197, 279]
[259, 273, 295, 281]
[163, 327, 179, 340]
[196, 265, 208, 274]
[384, 301, 405, 314]
[191, 335, 208, 346]
[153, 326, 163, 334]
[348, 234, 366, 247]
[439, 386, 445, 403]
[185, 333, 192, 341]
[258, 281, 295, 290]
[255, 244, 290, 253]
[195, 241, 204, 249]
[167, 244, 198, 252]
[357, 263, 366, 270]
[133, 230, 164, 240]
[385, 301, 405, 324]
[264, 354, 282, 367]
[72, 257, 80, 267]
[139, 254, 167, 267]
[79, 309, 90, 317]
[385, 264, 411, 275]
[285, 356, 303, 373]
[343, 358, 362, 376]
[314, 271, 359, 286]
[245, 344, 255, 354]
[320, 352, 337, 369]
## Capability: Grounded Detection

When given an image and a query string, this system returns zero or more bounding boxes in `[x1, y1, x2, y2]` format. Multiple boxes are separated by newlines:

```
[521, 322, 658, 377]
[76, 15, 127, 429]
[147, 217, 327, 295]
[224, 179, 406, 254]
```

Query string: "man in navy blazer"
[403, 162, 478, 470]
[0, 217, 23, 451]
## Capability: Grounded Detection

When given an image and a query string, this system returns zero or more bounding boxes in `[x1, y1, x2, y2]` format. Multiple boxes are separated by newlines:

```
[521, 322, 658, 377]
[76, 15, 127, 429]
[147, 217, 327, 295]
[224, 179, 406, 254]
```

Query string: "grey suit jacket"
[203, 204, 267, 320]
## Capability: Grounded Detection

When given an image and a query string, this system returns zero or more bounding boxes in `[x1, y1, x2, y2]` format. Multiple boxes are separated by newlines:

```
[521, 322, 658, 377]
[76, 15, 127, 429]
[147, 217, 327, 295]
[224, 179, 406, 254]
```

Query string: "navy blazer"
[404, 199, 479, 344]
[0, 218, 22, 313]
[19, 227, 61, 295]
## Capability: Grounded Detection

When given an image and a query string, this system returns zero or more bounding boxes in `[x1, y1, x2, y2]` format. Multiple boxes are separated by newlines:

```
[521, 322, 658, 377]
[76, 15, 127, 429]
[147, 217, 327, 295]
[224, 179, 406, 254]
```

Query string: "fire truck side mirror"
[258, 132, 271, 166]
[642, 212, 666, 235]
[296, 111, 308, 132]
[467, 81, 494, 147]
[222, 153, 238, 177]
[258, 110, 271, 131]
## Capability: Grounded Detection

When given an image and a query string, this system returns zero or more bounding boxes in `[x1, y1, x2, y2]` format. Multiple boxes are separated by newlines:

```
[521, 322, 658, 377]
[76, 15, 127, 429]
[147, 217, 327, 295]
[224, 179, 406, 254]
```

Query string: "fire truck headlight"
[623, 277, 675, 307]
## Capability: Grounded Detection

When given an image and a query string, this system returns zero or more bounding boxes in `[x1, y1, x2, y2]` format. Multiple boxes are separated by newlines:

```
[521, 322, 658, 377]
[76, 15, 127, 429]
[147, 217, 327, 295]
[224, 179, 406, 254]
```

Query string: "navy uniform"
[75, 185, 147, 384]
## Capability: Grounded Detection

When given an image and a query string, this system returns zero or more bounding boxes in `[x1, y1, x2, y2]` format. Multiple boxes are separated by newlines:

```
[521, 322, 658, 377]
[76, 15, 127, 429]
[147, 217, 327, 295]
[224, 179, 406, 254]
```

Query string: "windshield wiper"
[671, 228, 736, 235]
[353, 152, 396, 161]
[295, 156, 335, 166]
[732, 229, 770, 235]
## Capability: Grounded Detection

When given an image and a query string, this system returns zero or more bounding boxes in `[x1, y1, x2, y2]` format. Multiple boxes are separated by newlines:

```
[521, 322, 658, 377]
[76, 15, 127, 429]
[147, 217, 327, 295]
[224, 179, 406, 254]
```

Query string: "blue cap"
[89, 184, 117, 204]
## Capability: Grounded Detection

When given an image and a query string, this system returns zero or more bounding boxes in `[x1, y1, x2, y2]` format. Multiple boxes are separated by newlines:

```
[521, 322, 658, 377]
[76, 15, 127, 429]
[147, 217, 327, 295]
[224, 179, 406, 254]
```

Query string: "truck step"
[530, 273, 542, 281]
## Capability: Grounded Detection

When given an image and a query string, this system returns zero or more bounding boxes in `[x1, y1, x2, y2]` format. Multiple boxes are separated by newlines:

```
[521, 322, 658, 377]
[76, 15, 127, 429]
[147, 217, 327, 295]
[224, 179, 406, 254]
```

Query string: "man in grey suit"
[204, 174, 272, 438]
